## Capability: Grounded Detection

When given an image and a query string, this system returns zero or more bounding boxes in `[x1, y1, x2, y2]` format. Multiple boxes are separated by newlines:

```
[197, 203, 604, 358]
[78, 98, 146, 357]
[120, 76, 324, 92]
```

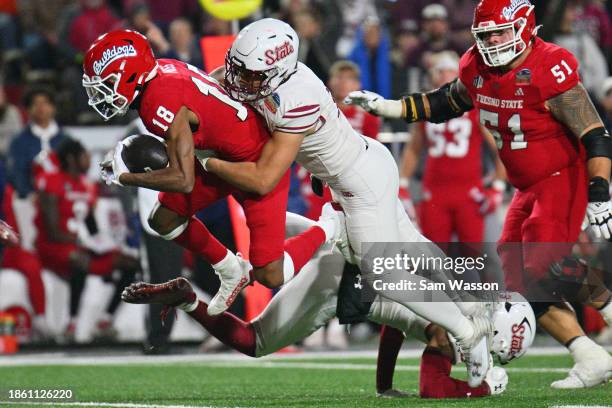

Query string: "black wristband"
[581, 127, 611, 160]
[588, 177, 610, 202]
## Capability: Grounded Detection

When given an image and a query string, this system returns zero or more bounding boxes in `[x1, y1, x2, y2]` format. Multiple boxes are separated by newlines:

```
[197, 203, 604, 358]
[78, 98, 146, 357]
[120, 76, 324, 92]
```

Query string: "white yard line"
[550, 406, 612, 408]
[0, 346, 601, 367]
[0, 403, 238, 408]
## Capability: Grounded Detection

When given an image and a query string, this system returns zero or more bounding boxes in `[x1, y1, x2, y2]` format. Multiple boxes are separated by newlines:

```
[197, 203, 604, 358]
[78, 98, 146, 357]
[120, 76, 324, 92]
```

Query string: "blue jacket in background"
[5, 125, 69, 198]
[349, 27, 392, 99]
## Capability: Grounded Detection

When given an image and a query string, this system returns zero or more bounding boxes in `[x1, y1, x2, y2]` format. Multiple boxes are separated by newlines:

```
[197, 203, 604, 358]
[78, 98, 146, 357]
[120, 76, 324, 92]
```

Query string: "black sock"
[69, 270, 87, 318]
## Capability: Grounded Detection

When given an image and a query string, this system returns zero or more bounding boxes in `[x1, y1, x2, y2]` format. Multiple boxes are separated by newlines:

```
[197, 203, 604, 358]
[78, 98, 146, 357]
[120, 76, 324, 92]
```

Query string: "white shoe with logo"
[207, 253, 251, 316]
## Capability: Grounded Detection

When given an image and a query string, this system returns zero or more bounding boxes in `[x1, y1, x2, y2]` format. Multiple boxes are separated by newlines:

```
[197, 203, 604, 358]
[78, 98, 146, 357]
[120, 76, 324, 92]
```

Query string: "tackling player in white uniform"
[201, 18, 493, 387]
[124, 211, 536, 397]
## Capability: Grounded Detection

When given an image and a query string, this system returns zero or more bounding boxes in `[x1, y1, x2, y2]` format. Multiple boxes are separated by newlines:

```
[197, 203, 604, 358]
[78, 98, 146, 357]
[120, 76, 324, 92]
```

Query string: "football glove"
[100, 141, 129, 186]
[586, 177, 612, 240]
[469, 181, 505, 215]
[344, 90, 403, 119]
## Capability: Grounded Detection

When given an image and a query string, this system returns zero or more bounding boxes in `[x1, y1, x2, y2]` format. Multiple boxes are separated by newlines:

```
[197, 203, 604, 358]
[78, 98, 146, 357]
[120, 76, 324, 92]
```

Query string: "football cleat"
[457, 315, 494, 388]
[484, 366, 508, 395]
[551, 354, 612, 389]
[207, 253, 251, 316]
[376, 389, 414, 398]
[122, 277, 195, 307]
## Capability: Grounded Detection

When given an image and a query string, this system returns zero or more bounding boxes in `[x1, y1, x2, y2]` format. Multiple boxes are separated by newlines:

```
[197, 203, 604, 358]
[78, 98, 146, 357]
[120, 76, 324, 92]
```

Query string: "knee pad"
[158, 222, 188, 240]
[148, 201, 188, 240]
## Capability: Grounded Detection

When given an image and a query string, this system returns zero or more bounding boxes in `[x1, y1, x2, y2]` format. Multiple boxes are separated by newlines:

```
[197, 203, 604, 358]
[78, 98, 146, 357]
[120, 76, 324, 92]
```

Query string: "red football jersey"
[340, 105, 381, 139]
[139, 59, 270, 162]
[34, 171, 96, 244]
[459, 38, 585, 190]
[422, 110, 483, 188]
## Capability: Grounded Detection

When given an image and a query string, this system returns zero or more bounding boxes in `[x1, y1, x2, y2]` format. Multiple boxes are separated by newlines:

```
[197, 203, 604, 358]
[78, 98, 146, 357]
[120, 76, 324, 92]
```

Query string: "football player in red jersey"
[346, 0, 612, 388]
[35, 139, 139, 341]
[82, 30, 340, 316]
[400, 52, 506, 244]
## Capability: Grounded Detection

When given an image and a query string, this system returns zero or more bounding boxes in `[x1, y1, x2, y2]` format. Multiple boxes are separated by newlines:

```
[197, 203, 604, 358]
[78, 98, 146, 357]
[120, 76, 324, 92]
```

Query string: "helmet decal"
[264, 41, 295, 66]
[93, 44, 137, 75]
[502, 0, 532, 20]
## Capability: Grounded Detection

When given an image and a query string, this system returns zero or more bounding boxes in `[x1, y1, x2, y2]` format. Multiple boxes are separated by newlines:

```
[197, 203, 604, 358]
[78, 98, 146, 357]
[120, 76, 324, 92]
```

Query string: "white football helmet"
[491, 292, 536, 364]
[225, 18, 299, 102]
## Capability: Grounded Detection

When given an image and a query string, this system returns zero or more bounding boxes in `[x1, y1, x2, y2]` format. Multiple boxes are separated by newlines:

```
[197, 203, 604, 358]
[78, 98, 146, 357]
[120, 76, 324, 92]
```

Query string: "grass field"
[0, 351, 610, 408]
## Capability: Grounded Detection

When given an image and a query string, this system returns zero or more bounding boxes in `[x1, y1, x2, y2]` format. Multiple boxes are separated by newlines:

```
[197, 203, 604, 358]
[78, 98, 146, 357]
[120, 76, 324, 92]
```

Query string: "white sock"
[282, 251, 295, 284]
[598, 298, 612, 326]
[212, 249, 234, 270]
[568, 336, 603, 362]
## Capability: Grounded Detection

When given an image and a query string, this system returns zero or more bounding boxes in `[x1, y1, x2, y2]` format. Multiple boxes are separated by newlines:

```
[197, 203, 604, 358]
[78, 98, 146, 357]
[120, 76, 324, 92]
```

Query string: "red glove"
[469, 181, 505, 215]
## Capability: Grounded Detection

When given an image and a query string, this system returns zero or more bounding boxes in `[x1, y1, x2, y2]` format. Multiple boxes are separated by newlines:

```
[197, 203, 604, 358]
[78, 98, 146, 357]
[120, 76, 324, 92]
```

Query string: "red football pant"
[1, 247, 45, 315]
[419, 347, 489, 398]
[159, 163, 290, 267]
[498, 162, 587, 292]
[420, 184, 484, 243]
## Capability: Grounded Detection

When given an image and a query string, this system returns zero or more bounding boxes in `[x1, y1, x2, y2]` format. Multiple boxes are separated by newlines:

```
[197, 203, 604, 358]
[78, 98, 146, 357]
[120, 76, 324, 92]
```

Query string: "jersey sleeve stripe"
[286, 104, 320, 113]
[276, 118, 320, 131]
[282, 107, 321, 119]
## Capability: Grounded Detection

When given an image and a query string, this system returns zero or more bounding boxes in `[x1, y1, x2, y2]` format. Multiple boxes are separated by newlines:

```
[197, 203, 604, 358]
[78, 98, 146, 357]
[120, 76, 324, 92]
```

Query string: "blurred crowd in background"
[0, 0, 611, 351]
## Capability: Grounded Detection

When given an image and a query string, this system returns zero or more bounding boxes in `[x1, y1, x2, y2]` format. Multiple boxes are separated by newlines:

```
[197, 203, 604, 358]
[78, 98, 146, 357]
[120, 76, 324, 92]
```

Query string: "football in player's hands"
[121, 134, 169, 173]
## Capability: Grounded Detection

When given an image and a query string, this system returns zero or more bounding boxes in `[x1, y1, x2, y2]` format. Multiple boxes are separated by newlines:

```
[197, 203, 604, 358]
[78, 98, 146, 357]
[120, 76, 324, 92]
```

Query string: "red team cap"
[471, 0, 538, 67]
[82, 30, 158, 120]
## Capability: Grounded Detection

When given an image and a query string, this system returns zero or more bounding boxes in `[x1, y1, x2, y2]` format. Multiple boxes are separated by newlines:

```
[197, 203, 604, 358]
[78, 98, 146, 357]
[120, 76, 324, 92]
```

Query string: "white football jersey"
[251, 62, 365, 181]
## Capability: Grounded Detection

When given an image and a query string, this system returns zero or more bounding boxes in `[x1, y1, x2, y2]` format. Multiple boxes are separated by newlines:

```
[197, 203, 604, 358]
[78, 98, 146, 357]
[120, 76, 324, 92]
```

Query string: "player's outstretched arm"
[119, 107, 196, 193]
[205, 131, 304, 195]
[345, 78, 473, 124]
[547, 83, 612, 238]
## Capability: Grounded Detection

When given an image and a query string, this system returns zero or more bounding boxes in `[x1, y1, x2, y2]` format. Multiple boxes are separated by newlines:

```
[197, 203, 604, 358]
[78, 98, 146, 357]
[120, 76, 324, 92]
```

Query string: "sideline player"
[346, 0, 612, 388]
[34, 139, 139, 340]
[204, 18, 493, 386]
[399, 51, 506, 244]
[82, 30, 340, 316]
[123, 212, 532, 398]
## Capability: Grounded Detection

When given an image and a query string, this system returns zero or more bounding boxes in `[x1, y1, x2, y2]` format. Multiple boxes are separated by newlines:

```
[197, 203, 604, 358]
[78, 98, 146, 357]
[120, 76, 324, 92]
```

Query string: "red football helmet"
[471, 0, 538, 67]
[82, 30, 157, 120]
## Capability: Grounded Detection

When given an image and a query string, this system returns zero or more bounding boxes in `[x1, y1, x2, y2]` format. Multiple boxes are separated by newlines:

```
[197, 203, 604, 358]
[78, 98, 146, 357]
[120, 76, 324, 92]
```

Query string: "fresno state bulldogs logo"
[93, 44, 137, 75]
[502, 0, 531, 20]
[264, 41, 294, 65]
